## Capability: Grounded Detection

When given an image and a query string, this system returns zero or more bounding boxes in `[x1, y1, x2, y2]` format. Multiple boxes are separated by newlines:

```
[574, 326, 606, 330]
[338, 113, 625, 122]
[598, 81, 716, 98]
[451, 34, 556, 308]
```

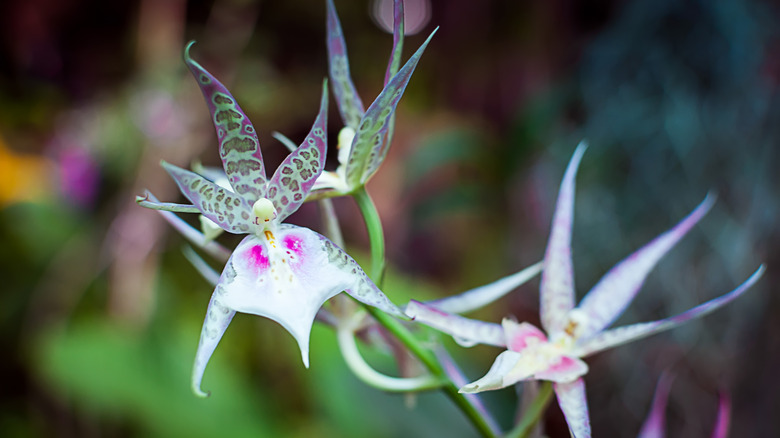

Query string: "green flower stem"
[352, 187, 386, 286]
[352, 187, 498, 438]
[506, 381, 554, 438]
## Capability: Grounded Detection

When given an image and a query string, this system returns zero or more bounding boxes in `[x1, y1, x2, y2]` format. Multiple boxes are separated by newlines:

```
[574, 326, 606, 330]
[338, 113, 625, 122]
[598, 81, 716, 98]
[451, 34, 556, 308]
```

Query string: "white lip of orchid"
[252, 198, 278, 228]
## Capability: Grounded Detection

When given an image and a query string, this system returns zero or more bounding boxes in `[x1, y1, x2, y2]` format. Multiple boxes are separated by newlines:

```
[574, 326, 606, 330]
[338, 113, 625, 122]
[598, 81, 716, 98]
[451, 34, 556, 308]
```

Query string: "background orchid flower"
[309, 0, 436, 198]
[638, 373, 731, 438]
[138, 43, 406, 397]
[406, 143, 764, 438]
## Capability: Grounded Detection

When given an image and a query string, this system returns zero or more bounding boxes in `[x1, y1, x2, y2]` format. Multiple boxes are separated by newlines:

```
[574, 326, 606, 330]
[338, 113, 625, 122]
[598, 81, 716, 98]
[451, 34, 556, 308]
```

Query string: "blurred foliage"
[1, 0, 779, 436]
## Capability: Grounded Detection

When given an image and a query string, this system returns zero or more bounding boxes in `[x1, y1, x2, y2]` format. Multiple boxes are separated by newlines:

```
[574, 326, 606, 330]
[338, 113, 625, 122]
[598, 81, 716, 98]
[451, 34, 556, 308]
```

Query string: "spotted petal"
[540, 142, 587, 336]
[326, 0, 364, 130]
[405, 300, 506, 347]
[266, 81, 329, 221]
[554, 378, 591, 438]
[162, 161, 255, 234]
[192, 295, 236, 397]
[346, 28, 437, 186]
[459, 350, 524, 393]
[576, 194, 715, 339]
[573, 266, 764, 357]
[184, 42, 266, 201]
[383, 0, 405, 85]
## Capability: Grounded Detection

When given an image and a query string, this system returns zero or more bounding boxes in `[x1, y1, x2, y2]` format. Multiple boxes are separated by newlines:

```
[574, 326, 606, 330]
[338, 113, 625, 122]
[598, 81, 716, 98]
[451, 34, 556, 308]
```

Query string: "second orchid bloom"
[407, 143, 764, 438]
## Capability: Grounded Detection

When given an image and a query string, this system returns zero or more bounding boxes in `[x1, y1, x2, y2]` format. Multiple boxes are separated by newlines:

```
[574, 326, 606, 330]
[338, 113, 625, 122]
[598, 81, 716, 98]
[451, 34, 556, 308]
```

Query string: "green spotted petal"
[346, 28, 437, 186]
[184, 42, 267, 202]
[266, 81, 329, 222]
[326, 0, 365, 130]
[383, 0, 405, 87]
[162, 161, 255, 234]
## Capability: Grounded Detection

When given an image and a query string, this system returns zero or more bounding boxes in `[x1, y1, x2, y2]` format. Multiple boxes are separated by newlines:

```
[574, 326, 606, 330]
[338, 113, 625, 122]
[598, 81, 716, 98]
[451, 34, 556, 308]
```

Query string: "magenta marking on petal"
[282, 234, 305, 257]
[247, 245, 269, 272]
[506, 324, 547, 353]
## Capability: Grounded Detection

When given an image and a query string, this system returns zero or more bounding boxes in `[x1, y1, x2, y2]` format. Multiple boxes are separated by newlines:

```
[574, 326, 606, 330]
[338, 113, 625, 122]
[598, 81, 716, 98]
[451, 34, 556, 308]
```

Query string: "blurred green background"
[1, 0, 778, 436]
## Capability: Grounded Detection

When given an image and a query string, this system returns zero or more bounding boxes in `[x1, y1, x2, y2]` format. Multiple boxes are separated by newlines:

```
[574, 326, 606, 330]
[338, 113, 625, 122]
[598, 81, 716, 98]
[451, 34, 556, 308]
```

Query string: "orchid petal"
[191, 163, 231, 188]
[574, 265, 764, 357]
[316, 230, 406, 318]
[711, 392, 731, 438]
[212, 227, 404, 370]
[266, 81, 329, 221]
[326, 0, 365, 130]
[383, 0, 405, 86]
[427, 262, 543, 314]
[136, 192, 201, 213]
[576, 194, 715, 338]
[540, 142, 587, 336]
[140, 191, 232, 261]
[191, 294, 236, 397]
[184, 42, 266, 201]
[534, 356, 589, 383]
[503, 320, 548, 353]
[346, 28, 437, 186]
[405, 300, 506, 347]
[554, 378, 591, 438]
[459, 350, 524, 393]
[161, 161, 255, 234]
[637, 373, 674, 438]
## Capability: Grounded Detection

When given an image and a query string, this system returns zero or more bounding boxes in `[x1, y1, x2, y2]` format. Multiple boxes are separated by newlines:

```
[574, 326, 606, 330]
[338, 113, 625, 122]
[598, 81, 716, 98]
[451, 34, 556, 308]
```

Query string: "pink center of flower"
[246, 244, 270, 273]
[507, 324, 548, 353]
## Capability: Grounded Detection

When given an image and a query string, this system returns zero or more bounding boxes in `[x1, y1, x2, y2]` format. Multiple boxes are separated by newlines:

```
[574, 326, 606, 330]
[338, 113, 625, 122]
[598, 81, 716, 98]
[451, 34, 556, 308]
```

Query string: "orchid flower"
[638, 373, 730, 438]
[309, 0, 435, 198]
[138, 43, 406, 397]
[406, 143, 764, 437]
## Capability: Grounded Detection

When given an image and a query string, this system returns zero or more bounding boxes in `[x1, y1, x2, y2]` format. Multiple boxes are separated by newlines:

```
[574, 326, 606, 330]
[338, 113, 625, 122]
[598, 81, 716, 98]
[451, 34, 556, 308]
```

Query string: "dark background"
[1, 0, 778, 436]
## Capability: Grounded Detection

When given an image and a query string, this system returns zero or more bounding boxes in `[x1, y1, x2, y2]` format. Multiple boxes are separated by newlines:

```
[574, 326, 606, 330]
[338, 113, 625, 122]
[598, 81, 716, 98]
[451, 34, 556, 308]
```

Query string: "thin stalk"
[506, 381, 554, 438]
[337, 313, 441, 392]
[352, 187, 386, 286]
[352, 187, 498, 438]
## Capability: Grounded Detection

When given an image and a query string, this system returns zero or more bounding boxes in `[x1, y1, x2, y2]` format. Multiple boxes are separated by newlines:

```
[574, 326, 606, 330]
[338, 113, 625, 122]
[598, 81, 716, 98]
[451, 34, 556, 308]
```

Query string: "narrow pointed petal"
[271, 131, 299, 153]
[141, 191, 232, 261]
[638, 373, 674, 438]
[161, 161, 255, 234]
[326, 0, 365, 130]
[574, 266, 765, 357]
[554, 378, 592, 438]
[267, 81, 329, 222]
[346, 28, 438, 186]
[182, 245, 221, 286]
[184, 42, 266, 200]
[405, 300, 506, 347]
[540, 142, 587, 336]
[136, 192, 201, 213]
[503, 320, 548, 353]
[427, 262, 543, 314]
[383, 0, 405, 86]
[460, 350, 524, 393]
[576, 194, 715, 338]
[192, 294, 236, 397]
[711, 392, 731, 438]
